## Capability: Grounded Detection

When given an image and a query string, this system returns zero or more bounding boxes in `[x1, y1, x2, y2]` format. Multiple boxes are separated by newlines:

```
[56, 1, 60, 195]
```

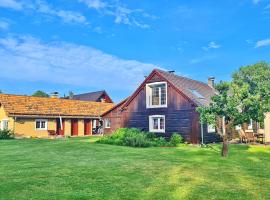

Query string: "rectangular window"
[1, 119, 9, 130]
[93, 120, 97, 129]
[35, 119, 48, 130]
[105, 119, 111, 128]
[207, 124, 215, 133]
[146, 82, 167, 108]
[149, 115, 165, 133]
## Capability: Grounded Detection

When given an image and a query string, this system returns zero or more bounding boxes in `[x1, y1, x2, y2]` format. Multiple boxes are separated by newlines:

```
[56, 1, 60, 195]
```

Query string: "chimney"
[50, 92, 59, 98]
[208, 77, 215, 88]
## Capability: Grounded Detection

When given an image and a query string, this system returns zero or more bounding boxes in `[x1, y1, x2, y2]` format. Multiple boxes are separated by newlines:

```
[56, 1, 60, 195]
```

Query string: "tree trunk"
[221, 136, 229, 157]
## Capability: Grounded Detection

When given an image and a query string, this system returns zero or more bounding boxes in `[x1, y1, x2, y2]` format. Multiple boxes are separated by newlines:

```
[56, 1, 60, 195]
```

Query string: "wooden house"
[102, 69, 220, 144]
[0, 94, 114, 138]
[67, 90, 113, 103]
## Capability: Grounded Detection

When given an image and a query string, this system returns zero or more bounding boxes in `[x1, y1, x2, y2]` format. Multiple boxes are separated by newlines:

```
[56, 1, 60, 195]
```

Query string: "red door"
[71, 119, 78, 136]
[56, 118, 65, 135]
[84, 119, 91, 135]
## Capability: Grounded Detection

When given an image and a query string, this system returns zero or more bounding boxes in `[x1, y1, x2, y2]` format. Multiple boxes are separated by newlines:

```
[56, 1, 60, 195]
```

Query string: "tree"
[0, 90, 2, 94]
[231, 61, 270, 125]
[32, 90, 49, 97]
[197, 61, 270, 157]
[197, 82, 239, 157]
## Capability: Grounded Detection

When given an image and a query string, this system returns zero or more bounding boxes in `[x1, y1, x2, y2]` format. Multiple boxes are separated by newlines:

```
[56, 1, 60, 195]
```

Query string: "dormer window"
[146, 82, 167, 108]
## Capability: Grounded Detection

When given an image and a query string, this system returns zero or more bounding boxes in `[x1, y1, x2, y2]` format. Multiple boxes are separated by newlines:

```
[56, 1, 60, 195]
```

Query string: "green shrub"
[0, 129, 14, 140]
[98, 128, 183, 148]
[96, 128, 147, 147]
[170, 133, 183, 146]
[151, 137, 168, 147]
[124, 133, 150, 147]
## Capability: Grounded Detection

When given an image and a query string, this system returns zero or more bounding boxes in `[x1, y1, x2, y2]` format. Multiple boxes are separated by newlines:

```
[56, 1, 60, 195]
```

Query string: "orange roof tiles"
[0, 94, 114, 117]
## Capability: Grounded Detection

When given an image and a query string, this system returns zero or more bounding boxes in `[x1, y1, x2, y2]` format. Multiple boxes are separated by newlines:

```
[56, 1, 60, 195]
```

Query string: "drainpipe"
[200, 116, 204, 145]
[13, 116, 17, 134]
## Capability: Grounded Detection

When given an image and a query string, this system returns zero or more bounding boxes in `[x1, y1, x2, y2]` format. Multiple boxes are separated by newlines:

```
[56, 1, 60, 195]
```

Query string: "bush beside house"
[0, 129, 14, 140]
[97, 128, 183, 147]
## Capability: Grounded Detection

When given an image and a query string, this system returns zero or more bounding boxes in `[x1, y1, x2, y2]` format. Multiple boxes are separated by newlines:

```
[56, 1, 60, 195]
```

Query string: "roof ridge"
[73, 90, 105, 96]
[0, 93, 113, 105]
[155, 68, 212, 88]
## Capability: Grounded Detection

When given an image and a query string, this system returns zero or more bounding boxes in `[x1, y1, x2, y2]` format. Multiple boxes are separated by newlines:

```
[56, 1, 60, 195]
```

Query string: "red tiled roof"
[0, 94, 114, 117]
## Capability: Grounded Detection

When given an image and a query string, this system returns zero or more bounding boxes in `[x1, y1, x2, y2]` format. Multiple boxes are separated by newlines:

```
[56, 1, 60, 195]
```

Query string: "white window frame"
[146, 82, 168, 108]
[93, 120, 97, 129]
[207, 124, 216, 133]
[104, 118, 111, 129]
[248, 119, 253, 130]
[149, 115, 165, 133]
[1, 119, 9, 130]
[35, 119, 48, 131]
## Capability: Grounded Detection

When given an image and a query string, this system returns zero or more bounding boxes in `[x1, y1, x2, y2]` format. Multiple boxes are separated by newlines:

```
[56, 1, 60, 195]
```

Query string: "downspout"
[200, 115, 204, 145]
[200, 122, 204, 145]
[13, 116, 17, 134]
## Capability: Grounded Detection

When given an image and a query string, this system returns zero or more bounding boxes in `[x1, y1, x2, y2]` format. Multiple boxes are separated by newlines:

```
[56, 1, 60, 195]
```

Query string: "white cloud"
[202, 41, 221, 51]
[79, 0, 152, 28]
[0, 0, 88, 25]
[0, 0, 22, 10]
[255, 39, 270, 48]
[0, 20, 9, 30]
[0, 36, 157, 90]
[35, 0, 88, 24]
[78, 0, 106, 10]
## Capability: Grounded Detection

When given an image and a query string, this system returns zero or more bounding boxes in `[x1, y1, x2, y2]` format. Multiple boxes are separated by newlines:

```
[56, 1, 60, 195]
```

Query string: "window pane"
[152, 86, 160, 105]
[153, 118, 159, 129]
[36, 121, 41, 129]
[160, 118, 165, 130]
[2, 121, 8, 129]
[160, 85, 166, 105]
[207, 124, 215, 133]
[105, 119, 111, 128]
[41, 121, 46, 128]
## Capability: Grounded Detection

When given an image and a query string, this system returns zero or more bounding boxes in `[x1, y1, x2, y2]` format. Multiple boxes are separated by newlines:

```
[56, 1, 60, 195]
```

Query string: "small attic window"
[189, 89, 205, 99]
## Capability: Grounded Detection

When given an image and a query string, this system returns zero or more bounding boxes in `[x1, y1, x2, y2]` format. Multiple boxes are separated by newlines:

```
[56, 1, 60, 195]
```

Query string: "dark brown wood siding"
[102, 72, 220, 143]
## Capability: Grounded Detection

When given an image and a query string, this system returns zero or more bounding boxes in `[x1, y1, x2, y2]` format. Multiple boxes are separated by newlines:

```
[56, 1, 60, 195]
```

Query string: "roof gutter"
[8, 114, 101, 119]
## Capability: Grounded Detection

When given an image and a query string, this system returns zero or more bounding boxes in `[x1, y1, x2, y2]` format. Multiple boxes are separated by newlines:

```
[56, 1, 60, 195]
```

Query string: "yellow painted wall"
[0, 106, 14, 131]
[264, 113, 270, 143]
[65, 119, 71, 136]
[1, 106, 92, 138]
[78, 119, 84, 136]
[0, 106, 7, 119]
[14, 118, 55, 138]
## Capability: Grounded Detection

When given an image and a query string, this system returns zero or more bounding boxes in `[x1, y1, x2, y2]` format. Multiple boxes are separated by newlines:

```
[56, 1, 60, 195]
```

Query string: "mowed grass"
[0, 137, 270, 200]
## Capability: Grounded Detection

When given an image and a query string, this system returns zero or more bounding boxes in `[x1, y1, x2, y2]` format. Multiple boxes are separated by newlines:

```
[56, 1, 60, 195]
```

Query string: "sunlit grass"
[0, 137, 269, 200]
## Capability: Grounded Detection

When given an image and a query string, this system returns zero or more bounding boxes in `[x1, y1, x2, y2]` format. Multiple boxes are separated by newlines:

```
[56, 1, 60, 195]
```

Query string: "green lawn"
[0, 137, 270, 200]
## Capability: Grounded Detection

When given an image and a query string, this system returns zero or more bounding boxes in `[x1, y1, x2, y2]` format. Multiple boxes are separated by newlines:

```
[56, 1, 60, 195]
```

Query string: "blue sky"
[0, 0, 270, 102]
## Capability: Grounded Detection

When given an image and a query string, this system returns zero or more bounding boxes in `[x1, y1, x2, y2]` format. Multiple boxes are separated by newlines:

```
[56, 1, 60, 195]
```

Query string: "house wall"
[103, 105, 124, 134]
[13, 118, 55, 138]
[78, 119, 84, 136]
[264, 113, 270, 144]
[103, 73, 221, 144]
[0, 105, 94, 138]
[0, 106, 14, 130]
[65, 119, 71, 136]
